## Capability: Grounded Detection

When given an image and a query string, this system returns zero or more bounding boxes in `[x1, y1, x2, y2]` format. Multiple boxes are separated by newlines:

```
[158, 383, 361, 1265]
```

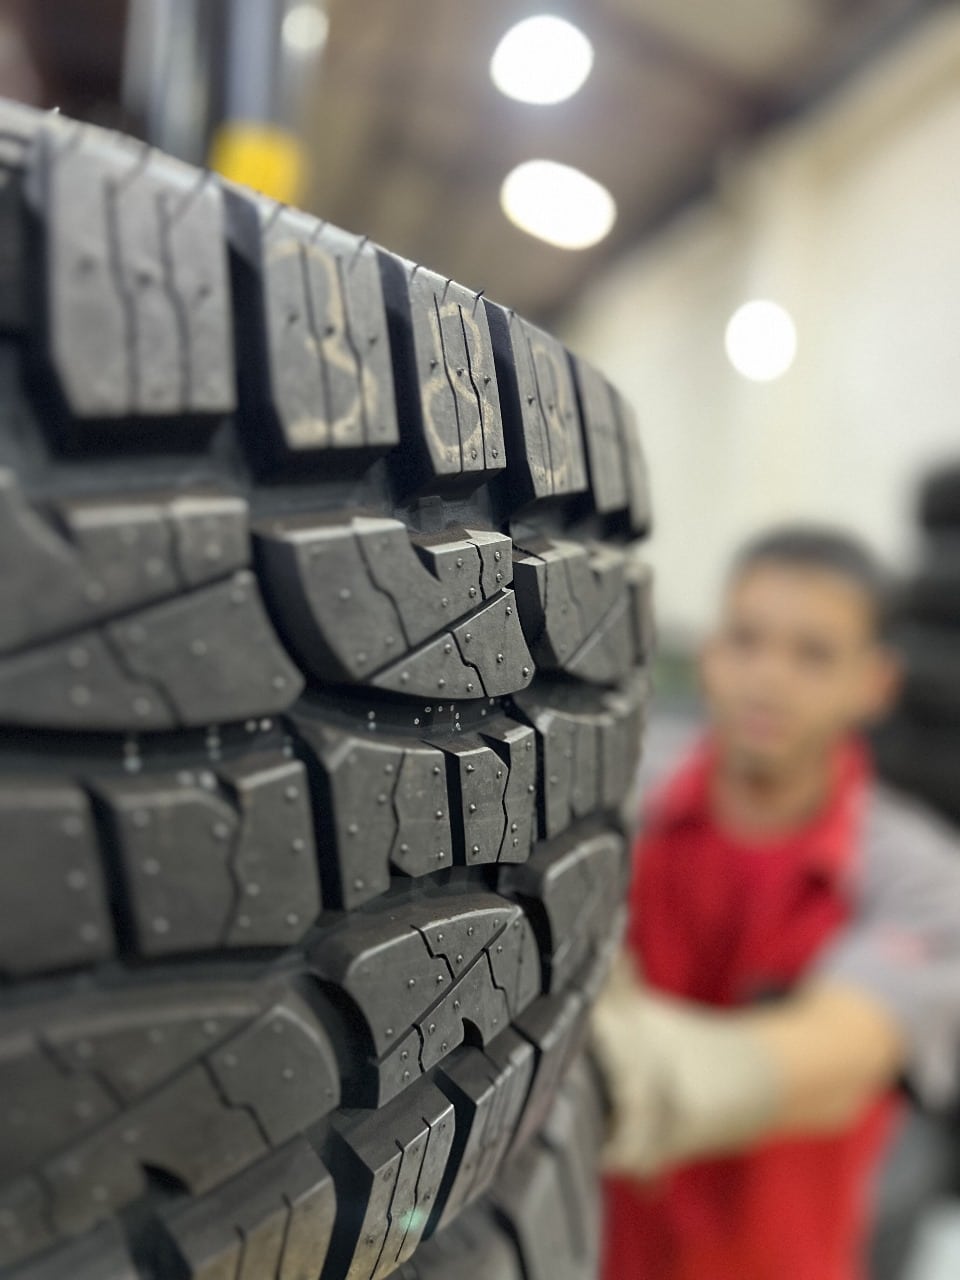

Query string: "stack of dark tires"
[0, 101, 653, 1280]
[874, 464, 960, 826]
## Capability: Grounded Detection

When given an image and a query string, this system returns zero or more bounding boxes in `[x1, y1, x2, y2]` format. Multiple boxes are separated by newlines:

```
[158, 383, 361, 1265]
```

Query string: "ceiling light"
[282, 3, 329, 56]
[501, 160, 616, 250]
[724, 300, 797, 382]
[490, 15, 594, 105]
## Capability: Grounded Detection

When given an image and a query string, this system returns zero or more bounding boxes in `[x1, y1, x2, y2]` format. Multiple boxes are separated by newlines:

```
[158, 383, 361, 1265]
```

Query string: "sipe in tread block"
[0, 96, 652, 1280]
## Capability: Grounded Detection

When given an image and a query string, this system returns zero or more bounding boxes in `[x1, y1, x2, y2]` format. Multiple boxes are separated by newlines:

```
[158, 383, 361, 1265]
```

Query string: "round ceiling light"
[490, 15, 594, 105]
[501, 159, 616, 250]
[282, 3, 329, 56]
[724, 300, 797, 382]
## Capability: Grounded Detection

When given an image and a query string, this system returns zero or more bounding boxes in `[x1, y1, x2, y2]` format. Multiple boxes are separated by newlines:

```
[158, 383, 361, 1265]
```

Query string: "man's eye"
[797, 638, 833, 667]
[727, 627, 760, 653]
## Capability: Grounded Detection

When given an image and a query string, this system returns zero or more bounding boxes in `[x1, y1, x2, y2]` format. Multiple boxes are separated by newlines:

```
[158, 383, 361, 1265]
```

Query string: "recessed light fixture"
[501, 159, 616, 250]
[724, 300, 797, 382]
[282, 3, 329, 56]
[490, 14, 594, 105]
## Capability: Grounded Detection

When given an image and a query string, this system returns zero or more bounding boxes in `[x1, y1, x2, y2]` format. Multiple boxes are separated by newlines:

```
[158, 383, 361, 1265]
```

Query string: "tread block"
[293, 710, 539, 908]
[0, 781, 112, 976]
[399, 1210, 523, 1280]
[44, 986, 259, 1103]
[571, 356, 629, 515]
[436, 721, 536, 866]
[226, 193, 397, 466]
[572, 356, 651, 534]
[485, 305, 587, 506]
[0, 476, 248, 654]
[614, 388, 652, 535]
[490, 1132, 593, 1280]
[95, 753, 319, 954]
[0, 1177, 54, 1269]
[4, 1221, 138, 1280]
[516, 1064, 604, 1280]
[42, 1065, 268, 1239]
[509, 991, 588, 1157]
[0, 1044, 117, 1182]
[29, 121, 234, 421]
[432, 1031, 534, 1234]
[0, 977, 343, 1261]
[312, 895, 540, 1105]
[207, 994, 341, 1146]
[500, 829, 624, 994]
[158, 1138, 336, 1280]
[379, 254, 504, 490]
[0, 573, 303, 730]
[513, 681, 646, 839]
[514, 539, 643, 685]
[329, 1080, 455, 1280]
[257, 516, 532, 698]
[293, 715, 453, 907]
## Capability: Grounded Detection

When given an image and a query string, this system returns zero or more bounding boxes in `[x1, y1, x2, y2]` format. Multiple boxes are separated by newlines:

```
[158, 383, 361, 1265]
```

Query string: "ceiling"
[1, 0, 936, 322]
[302, 0, 931, 320]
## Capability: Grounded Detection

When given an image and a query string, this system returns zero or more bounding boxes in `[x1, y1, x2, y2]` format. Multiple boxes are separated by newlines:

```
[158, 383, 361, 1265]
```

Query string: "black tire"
[876, 463, 960, 824]
[919, 462, 960, 532]
[0, 100, 650, 1279]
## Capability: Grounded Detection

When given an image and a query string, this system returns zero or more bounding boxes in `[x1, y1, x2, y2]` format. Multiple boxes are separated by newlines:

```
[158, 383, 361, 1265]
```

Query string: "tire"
[876, 464, 960, 825]
[0, 100, 650, 1279]
[919, 463, 960, 532]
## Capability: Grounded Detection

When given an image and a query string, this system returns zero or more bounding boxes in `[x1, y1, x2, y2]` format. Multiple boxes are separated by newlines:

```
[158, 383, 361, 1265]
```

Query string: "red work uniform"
[603, 736, 898, 1280]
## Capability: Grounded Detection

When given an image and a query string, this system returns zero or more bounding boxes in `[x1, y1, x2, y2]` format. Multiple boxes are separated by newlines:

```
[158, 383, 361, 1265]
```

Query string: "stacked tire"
[874, 464, 960, 825]
[0, 101, 653, 1279]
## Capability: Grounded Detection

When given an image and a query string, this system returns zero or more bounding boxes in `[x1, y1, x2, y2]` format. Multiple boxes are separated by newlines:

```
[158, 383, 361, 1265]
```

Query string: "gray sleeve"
[813, 786, 960, 1109]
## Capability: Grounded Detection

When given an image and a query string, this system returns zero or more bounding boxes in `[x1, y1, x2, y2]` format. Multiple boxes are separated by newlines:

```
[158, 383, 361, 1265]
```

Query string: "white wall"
[563, 10, 960, 643]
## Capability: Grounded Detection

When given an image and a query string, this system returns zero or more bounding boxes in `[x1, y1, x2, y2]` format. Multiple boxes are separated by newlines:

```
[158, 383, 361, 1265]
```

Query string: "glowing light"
[724, 300, 797, 382]
[490, 15, 593, 105]
[282, 4, 329, 56]
[501, 160, 616, 250]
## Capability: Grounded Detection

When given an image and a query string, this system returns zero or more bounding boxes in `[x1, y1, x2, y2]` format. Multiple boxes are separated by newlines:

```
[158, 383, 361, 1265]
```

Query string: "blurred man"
[594, 527, 960, 1280]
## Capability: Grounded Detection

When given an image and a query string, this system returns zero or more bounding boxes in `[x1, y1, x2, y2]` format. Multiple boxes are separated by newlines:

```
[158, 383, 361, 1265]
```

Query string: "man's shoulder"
[864, 779, 959, 850]
[861, 778, 960, 882]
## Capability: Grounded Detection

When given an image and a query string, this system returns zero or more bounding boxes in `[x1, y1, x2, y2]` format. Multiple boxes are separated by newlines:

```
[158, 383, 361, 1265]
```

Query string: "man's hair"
[730, 525, 893, 637]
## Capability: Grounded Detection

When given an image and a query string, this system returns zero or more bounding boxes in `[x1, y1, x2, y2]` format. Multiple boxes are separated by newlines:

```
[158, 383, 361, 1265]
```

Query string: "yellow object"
[209, 123, 308, 205]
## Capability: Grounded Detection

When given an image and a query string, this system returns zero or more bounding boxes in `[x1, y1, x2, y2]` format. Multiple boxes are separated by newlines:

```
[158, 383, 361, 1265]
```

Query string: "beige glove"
[591, 951, 782, 1179]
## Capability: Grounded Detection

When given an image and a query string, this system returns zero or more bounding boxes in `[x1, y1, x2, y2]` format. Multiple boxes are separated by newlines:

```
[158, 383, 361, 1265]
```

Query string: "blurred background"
[2, 1, 960, 1275]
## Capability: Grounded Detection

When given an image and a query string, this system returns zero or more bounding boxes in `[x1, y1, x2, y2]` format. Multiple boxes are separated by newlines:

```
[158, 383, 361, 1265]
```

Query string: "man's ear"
[862, 645, 903, 724]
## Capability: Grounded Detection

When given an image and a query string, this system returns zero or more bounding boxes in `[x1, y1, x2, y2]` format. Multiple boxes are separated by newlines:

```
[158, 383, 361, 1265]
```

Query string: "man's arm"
[739, 981, 904, 1133]
[595, 794, 960, 1179]
[593, 962, 904, 1178]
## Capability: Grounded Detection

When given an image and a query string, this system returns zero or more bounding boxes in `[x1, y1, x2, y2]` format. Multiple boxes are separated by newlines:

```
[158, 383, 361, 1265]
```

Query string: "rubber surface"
[0, 99, 650, 1278]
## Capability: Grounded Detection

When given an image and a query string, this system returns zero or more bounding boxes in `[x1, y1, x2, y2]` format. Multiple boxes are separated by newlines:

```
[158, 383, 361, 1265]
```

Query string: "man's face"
[700, 561, 900, 775]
